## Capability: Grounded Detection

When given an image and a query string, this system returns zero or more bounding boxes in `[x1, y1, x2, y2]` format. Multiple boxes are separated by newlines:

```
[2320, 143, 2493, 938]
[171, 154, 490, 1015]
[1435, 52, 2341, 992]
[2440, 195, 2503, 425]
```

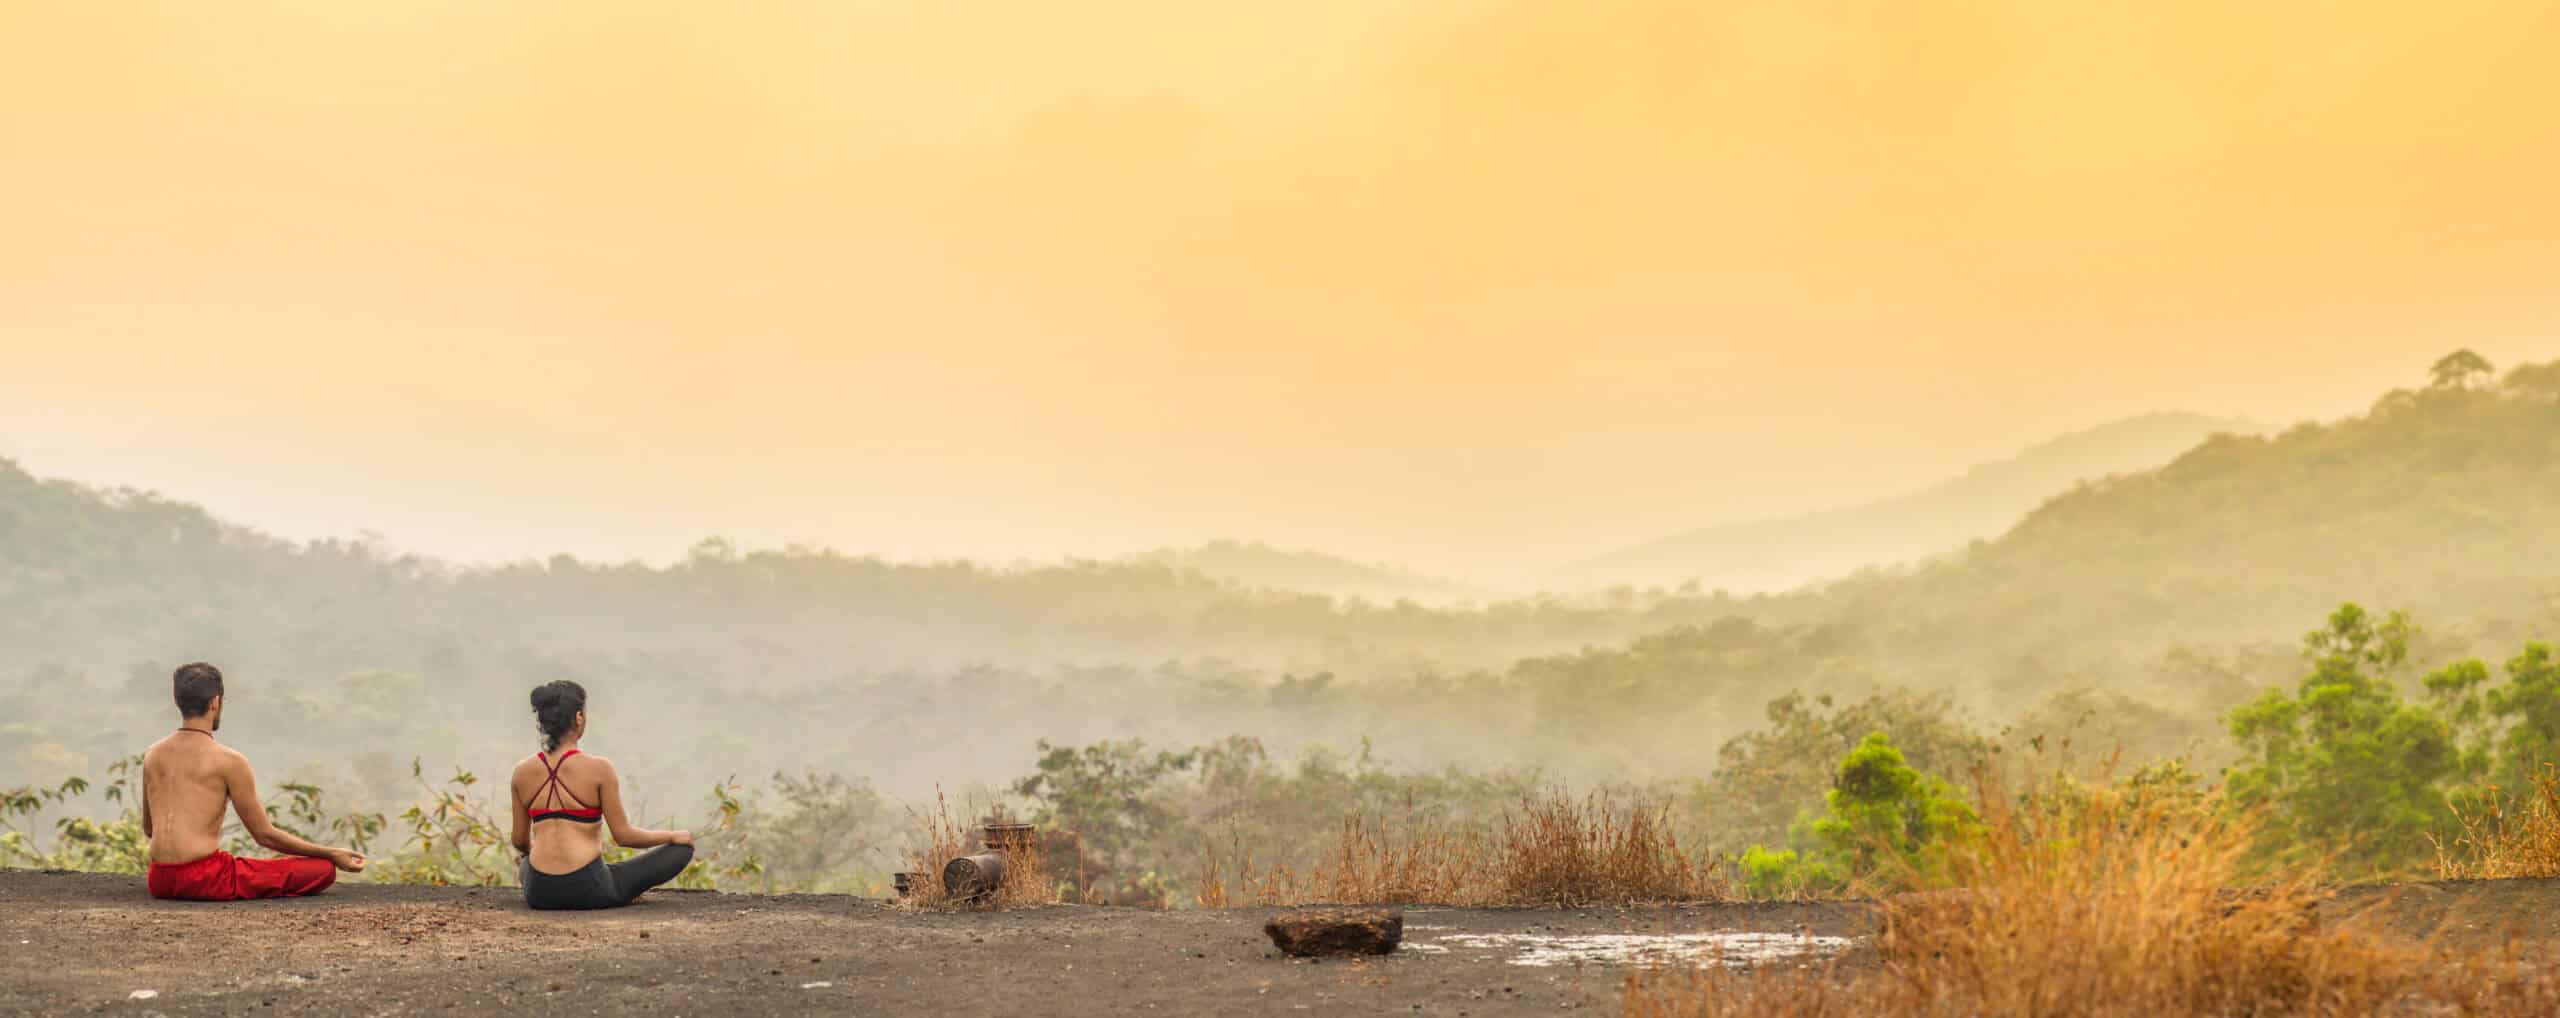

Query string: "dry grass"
[1199, 814, 1489, 907]
[2437, 766, 2560, 879]
[1498, 793, 1726, 905]
[894, 791, 1057, 911]
[1199, 791, 1727, 907]
[1623, 779, 2560, 1018]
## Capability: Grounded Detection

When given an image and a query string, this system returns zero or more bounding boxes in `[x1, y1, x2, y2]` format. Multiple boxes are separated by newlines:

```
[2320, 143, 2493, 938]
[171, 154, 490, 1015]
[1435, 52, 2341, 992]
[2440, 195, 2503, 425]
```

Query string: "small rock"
[128, 990, 159, 1001]
[1263, 908, 1403, 958]
[800, 981, 833, 990]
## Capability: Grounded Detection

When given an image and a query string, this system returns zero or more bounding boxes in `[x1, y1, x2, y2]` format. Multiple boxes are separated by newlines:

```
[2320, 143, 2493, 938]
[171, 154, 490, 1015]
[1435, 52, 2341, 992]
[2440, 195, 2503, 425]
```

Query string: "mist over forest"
[6, 353, 2559, 895]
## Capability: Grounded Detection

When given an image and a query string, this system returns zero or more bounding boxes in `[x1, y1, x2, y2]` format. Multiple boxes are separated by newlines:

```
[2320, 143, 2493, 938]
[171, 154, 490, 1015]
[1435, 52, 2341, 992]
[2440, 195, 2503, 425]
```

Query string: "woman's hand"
[667, 830, 694, 847]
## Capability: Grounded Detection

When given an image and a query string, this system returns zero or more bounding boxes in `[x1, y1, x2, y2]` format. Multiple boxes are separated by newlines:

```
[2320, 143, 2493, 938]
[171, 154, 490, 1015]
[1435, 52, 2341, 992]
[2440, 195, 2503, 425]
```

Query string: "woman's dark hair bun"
[530, 680, 587, 751]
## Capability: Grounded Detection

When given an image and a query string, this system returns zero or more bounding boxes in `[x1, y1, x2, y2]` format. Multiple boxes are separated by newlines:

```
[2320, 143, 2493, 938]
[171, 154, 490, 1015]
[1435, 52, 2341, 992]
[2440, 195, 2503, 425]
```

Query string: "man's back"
[138, 662, 363, 900]
[142, 729, 239, 864]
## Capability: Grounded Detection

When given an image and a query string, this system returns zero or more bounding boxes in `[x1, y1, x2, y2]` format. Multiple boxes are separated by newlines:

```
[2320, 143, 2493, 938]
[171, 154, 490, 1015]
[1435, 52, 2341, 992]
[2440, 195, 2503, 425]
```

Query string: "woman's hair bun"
[529, 680, 587, 751]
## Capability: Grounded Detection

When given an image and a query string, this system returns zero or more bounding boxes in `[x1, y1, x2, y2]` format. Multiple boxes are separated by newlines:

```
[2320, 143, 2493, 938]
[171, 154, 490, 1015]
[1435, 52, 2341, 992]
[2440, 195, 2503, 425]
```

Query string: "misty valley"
[7, 354, 2559, 909]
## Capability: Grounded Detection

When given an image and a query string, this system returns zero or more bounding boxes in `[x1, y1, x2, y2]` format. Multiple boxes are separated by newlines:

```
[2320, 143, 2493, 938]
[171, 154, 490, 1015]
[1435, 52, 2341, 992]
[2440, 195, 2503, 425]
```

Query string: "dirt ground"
[3, 870, 2557, 1017]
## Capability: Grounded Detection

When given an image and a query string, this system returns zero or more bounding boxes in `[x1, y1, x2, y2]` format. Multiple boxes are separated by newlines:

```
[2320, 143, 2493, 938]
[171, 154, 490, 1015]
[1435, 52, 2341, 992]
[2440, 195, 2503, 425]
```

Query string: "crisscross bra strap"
[527, 749, 601, 821]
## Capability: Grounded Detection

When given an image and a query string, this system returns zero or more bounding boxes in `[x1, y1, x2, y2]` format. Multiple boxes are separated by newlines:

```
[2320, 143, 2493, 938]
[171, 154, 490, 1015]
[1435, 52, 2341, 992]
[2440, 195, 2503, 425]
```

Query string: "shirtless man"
[141, 662, 366, 900]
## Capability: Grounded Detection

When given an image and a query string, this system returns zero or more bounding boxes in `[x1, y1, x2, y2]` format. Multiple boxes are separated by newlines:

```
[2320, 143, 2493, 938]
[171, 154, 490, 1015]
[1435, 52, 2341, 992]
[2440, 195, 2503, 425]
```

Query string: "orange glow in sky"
[4, 1, 2555, 575]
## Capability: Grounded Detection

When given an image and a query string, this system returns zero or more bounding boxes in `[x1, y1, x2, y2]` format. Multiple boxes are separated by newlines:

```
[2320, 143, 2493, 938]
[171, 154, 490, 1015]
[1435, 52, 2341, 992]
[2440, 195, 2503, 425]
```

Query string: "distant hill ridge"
[1125, 540, 1474, 602]
[1559, 411, 2260, 593]
[5, 353, 2554, 690]
[1781, 355, 2560, 663]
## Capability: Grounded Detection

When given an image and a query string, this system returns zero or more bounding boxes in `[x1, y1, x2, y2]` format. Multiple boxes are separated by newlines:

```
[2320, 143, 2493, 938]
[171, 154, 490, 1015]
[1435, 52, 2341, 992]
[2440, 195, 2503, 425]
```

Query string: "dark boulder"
[1263, 907, 1403, 957]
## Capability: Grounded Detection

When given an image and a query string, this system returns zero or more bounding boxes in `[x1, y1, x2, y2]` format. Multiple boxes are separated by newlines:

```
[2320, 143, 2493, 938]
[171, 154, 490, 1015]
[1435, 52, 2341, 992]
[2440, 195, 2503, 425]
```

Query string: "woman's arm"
[508, 763, 530, 856]
[594, 756, 690, 849]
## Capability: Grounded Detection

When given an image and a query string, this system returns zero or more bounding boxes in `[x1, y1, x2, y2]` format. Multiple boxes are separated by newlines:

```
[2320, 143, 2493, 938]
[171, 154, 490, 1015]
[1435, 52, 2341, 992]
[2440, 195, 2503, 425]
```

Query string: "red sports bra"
[525, 749, 602, 823]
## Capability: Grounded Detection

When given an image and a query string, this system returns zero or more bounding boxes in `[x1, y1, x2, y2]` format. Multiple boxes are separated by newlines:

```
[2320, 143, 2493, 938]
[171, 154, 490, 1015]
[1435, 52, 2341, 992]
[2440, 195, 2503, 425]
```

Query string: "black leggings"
[520, 843, 693, 910]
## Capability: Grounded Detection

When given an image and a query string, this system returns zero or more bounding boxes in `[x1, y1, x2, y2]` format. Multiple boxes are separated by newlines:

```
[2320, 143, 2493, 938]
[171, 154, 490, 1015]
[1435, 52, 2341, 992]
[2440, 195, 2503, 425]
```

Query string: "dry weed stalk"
[1202, 791, 1726, 907]
[1199, 816, 1479, 906]
[1312, 813, 1489, 904]
[2437, 766, 2560, 879]
[1499, 792, 1726, 906]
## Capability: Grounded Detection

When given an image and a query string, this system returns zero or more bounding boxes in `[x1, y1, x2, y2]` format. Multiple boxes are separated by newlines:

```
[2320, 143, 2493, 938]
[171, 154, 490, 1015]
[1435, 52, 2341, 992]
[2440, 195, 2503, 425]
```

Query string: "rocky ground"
[3, 869, 2555, 1016]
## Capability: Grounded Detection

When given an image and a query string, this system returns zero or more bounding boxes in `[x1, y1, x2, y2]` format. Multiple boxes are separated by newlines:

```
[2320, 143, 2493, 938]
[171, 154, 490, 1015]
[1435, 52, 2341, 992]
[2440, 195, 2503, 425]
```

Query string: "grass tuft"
[1201, 791, 1725, 907]
[2437, 765, 2560, 880]
[895, 791, 1057, 911]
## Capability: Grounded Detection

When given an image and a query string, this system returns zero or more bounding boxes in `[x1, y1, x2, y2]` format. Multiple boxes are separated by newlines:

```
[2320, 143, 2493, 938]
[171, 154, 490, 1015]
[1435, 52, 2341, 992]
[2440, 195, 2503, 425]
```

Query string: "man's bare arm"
[225, 755, 366, 871]
[138, 774, 152, 838]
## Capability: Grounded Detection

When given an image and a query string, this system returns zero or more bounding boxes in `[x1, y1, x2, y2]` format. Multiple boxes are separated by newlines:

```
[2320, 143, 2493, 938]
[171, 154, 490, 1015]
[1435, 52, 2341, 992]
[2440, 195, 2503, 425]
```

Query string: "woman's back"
[513, 749, 608, 875]
[511, 680, 692, 910]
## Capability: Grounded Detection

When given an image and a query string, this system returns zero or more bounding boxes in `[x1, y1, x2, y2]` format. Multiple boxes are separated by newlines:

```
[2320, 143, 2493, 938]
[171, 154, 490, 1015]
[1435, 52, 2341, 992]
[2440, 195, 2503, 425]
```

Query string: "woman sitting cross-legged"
[511, 680, 694, 910]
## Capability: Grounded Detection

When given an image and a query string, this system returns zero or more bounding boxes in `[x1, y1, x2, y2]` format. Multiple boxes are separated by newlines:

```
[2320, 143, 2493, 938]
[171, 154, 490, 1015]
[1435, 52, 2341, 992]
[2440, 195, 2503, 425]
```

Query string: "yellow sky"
[3, 1, 2556, 576]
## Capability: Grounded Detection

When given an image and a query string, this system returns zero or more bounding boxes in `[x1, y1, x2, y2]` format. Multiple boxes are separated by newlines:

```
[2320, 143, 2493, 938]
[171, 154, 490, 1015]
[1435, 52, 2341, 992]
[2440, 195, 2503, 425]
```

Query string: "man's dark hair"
[173, 662, 224, 718]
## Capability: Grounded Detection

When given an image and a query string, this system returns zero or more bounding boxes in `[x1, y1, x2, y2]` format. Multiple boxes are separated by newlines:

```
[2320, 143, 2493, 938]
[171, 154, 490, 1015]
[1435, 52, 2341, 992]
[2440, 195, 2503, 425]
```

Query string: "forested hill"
[1558, 412, 2256, 593]
[4, 354, 2558, 801]
[0, 458, 1736, 686]
[1788, 356, 2560, 669]
[5, 355, 2554, 689]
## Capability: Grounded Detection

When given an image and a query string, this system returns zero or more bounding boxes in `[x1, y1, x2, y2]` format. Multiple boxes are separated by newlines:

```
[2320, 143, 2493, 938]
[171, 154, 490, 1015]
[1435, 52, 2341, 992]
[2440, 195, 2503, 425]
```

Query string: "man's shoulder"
[141, 734, 246, 771]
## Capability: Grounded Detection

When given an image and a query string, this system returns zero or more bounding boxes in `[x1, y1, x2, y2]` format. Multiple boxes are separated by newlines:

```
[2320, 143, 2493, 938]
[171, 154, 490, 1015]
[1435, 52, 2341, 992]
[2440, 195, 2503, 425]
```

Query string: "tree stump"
[1263, 907, 1403, 957]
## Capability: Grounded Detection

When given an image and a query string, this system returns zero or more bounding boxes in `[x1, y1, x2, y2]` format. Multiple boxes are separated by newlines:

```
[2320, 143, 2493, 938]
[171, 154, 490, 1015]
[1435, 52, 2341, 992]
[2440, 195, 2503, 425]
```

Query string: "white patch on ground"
[1425, 931, 1855, 968]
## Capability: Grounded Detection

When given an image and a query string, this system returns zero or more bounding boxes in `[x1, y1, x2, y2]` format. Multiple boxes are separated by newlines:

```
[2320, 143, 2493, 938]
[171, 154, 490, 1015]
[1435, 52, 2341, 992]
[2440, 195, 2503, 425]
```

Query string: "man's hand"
[328, 849, 368, 873]
[668, 830, 695, 847]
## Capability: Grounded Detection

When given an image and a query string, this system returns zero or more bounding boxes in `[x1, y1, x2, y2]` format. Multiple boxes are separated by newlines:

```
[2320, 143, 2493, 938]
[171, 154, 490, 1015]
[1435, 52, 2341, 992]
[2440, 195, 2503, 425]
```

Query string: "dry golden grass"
[1199, 814, 1489, 907]
[1199, 791, 1727, 907]
[895, 792, 1057, 911]
[1498, 792, 1726, 905]
[1623, 778, 2560, 1018]
[2437, 766, 2560, 880]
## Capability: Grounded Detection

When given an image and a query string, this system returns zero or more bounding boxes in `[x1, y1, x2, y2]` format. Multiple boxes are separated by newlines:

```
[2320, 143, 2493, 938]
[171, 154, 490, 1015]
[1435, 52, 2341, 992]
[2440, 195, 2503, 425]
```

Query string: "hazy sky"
[4, 1, 2555, 577]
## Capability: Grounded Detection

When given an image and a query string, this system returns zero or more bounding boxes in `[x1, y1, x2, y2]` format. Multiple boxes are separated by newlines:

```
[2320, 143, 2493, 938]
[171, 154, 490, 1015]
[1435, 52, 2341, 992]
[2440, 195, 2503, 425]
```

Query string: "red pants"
[147, 851, 336, 900]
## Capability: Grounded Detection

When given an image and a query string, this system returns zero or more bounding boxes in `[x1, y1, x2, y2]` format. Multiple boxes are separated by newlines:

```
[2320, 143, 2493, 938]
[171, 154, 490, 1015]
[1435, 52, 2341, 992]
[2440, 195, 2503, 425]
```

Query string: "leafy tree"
[1702, 690, 1988, 854]
[1810, 732, 1980, 878]
[2226, 604, 2457, 872]
[2429, 642, 2560, 788]
[1737, 844, 1833, 897]
[1737, 730, 1978, 894]
[1012, 739, 1204, 906]
[2429, 348, 2496, 389]
[2487, 643, 2560, 776]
